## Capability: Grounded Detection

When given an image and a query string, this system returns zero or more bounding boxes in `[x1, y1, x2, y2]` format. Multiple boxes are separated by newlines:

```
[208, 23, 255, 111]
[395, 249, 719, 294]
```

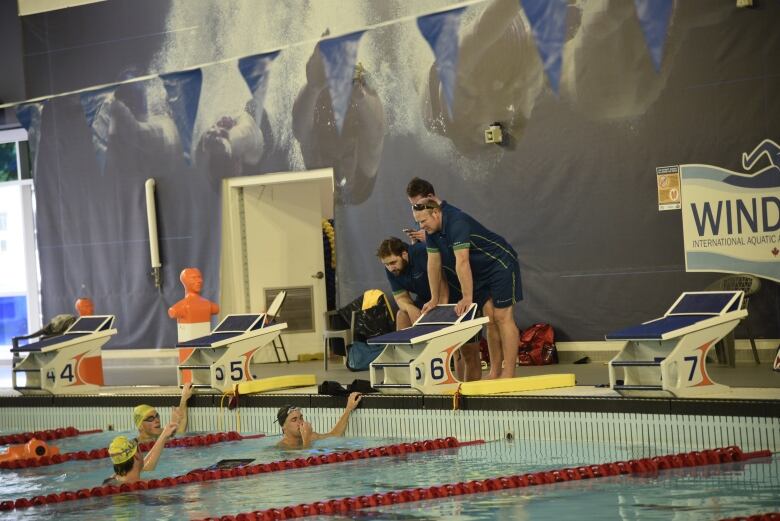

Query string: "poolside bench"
[11, 315, 114, 394]
[606, 291, 746, 397]
[367, 304, 488, 394]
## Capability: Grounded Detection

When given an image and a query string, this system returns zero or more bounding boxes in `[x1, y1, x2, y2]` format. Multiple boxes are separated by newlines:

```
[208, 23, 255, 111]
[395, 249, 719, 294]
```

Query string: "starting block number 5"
[215, 361, 244, 382]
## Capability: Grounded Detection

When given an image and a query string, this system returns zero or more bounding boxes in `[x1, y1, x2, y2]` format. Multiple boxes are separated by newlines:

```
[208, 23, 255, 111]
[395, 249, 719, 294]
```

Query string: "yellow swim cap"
[108, 436, 138, 465]
[133, 404, 156, 428]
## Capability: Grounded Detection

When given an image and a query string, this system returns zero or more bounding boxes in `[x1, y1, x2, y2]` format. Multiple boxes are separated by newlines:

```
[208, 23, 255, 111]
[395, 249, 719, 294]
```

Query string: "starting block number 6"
[413, 357, 448, 382]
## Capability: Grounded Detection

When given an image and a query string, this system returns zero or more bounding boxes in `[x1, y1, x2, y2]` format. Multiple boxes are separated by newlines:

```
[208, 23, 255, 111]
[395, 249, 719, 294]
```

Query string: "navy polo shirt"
[385, 242, 431, 308]
[425, 201, 517, 287]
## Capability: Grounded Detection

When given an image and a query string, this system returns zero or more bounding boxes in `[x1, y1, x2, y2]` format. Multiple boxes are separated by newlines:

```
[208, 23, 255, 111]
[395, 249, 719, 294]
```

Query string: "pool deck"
[1, 358, 778, 418]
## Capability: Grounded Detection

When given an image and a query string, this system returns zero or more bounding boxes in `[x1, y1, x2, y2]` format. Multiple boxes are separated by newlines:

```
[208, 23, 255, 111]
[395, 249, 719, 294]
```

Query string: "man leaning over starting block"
[405, 178, 484, 381]
[276, 392, 362, 449]
[411, 189, 523, 380]
[134, 382, 193, 443]
[377, 237, 451, 330]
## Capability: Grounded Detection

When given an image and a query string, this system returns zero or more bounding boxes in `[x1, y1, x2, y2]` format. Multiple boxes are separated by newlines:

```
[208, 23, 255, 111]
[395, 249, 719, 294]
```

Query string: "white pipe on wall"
[145, 178, 162, 287]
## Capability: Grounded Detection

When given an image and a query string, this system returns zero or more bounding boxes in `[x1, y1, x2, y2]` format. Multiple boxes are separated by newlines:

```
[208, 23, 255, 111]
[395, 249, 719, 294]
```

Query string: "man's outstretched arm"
[315, 392, 362, 440]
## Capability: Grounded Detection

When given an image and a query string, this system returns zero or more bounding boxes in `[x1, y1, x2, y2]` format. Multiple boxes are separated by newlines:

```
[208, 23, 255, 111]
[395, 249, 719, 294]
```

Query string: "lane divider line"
[0, 437, 479, 512]
[192, 446, 772, 521]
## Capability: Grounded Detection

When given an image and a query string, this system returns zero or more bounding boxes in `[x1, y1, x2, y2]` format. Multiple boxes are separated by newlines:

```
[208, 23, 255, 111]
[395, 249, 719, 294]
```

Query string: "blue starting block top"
[605, 291, 743, 341]
[368, 304, 478, 345]
[177, 313, 268, 348]
[11, 315, 116, 353]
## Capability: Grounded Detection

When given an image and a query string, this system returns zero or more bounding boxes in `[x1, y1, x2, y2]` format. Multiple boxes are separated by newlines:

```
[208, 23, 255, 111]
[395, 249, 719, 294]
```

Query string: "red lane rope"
[0, 432, 265, 470]
[719, 515, 780, 521]
[0, 437, 478, 512]
[0, 427, 102, 446]
[192, 446, 772, 521]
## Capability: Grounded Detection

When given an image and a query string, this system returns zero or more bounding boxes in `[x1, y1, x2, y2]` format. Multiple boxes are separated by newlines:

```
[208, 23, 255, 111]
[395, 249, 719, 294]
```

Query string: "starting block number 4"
[46, 363, 75, 384]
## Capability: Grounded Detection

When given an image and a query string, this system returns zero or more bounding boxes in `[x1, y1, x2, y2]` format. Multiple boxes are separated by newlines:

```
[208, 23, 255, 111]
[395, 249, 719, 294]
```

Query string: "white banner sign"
[680, 139, 780, 282]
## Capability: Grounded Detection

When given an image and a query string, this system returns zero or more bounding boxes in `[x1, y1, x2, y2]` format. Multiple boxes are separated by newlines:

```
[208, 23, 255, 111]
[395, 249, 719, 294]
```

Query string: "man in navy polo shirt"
[376, 237, 447, 330]
[413, 197, 522, 379]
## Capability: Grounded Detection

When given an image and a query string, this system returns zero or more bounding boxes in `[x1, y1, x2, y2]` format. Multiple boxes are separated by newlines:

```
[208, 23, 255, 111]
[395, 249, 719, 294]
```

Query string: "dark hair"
[406, 177, 435, 199]
[113, 456, 136, 476]
[276, 405, 299, 428]
[376, 237, 409, 258]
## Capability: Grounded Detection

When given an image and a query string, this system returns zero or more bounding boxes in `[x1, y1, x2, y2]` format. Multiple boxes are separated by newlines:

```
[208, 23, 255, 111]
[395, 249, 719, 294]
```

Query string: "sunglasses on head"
[412, 202, 439, 211]
[143, 413, 160, 423]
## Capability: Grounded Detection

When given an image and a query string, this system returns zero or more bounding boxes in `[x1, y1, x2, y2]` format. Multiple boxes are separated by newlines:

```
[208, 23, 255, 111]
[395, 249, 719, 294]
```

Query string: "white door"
[221, 169, 334, 361]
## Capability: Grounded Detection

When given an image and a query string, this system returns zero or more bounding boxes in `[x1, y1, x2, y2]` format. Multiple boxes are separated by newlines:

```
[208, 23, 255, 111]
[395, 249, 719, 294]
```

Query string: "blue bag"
[346, 340, 384, 371]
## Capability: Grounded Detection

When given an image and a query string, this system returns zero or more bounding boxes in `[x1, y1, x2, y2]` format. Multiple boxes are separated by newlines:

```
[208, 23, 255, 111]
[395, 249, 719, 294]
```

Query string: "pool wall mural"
[12, 0, 780, 348]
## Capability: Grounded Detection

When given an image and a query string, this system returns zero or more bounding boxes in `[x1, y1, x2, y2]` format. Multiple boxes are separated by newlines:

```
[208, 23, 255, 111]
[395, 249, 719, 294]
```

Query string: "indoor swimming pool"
[1, 430, 778, 520]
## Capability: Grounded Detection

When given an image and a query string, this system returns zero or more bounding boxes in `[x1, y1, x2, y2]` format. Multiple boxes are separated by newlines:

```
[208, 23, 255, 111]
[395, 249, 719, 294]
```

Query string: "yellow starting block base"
[458, 374, 576, 395]
[234, 374, 316, 395]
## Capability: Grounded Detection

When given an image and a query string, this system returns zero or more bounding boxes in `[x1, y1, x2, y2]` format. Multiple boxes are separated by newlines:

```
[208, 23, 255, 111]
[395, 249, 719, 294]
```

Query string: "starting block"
[606, 291, 746, 397]
[176, 313, 287, 392]
[11, 315, 114, 394]
[368, 304, 488, 394]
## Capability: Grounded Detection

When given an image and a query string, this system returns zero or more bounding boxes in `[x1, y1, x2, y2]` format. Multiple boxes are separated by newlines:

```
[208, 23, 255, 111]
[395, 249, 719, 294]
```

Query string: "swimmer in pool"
[134, 382, 193, 443]
[276, 392, 362, 449]
[104, 421, 177, 485]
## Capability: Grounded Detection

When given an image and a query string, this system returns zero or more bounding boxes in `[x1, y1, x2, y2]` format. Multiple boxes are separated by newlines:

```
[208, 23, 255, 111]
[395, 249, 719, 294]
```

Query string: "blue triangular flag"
[238, 50, 280, 120]
[161, 69, 203, 164]
[318, 31, 365, 134]
[417, 7, 465, 119]
[633, 0, 673, 72]
[15, 101, 46, 174]
[79, 86, 117, 174]
[520, 0, 567, 94]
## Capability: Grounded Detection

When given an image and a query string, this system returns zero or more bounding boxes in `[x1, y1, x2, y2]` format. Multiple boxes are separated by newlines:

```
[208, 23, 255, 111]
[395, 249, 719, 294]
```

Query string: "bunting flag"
[520, 0, 567, 94]
[161, 69, 203, 164]
[15, 101, 46, 175]
[238, 50, 280, 122]
[633, 0, 673, 72]
[79, 86, 116, 173]
[318, 31, 365, 134]
[416, 7, 465, 119]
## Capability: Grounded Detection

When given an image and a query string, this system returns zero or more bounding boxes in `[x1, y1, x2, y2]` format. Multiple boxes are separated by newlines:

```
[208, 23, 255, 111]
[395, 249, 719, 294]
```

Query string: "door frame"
[220, 168, 334, 349]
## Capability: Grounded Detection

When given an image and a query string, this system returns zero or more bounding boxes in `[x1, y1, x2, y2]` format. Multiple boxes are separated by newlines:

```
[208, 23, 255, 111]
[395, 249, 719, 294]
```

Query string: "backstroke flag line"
[161, 69, 203, 164]
[238, 51, 281, 124]
[416, 7, 465, 119]
[319, 31, 365, 134]
[633, 0, 674, 72]
[15, 101, 46, 175]
[79, 86, 117, 174]
[520, 0, 567, 94]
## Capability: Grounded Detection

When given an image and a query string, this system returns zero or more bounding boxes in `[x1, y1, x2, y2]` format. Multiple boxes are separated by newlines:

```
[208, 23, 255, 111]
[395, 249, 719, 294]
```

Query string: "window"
[0, 142, 17, 182]
[0, 128, 40, 357]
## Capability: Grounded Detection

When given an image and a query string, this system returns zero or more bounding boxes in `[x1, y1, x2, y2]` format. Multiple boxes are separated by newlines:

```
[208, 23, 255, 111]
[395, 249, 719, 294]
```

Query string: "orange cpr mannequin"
[0, 439, 60, 462]
[169, 268, 219, 383]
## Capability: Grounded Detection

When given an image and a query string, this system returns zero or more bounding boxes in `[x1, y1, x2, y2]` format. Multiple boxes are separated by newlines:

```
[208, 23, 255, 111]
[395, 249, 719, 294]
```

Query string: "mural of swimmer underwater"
[12, 0, 780, 353]
[1, 402, 778, 453]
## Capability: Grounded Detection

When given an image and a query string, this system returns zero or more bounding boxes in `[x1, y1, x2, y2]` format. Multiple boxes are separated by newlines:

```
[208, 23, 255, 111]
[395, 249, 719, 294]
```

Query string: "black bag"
[351, 304, 394, 342]
[337, 292, 395, 342]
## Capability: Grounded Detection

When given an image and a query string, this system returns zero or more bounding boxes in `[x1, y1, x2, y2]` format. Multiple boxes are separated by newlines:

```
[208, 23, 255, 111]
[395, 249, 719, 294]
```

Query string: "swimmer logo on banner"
[679, 139, 780, 283]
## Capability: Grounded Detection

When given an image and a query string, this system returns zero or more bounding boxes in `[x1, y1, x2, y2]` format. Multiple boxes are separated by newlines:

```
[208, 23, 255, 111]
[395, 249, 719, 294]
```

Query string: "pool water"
[1, 431, 778, 520]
